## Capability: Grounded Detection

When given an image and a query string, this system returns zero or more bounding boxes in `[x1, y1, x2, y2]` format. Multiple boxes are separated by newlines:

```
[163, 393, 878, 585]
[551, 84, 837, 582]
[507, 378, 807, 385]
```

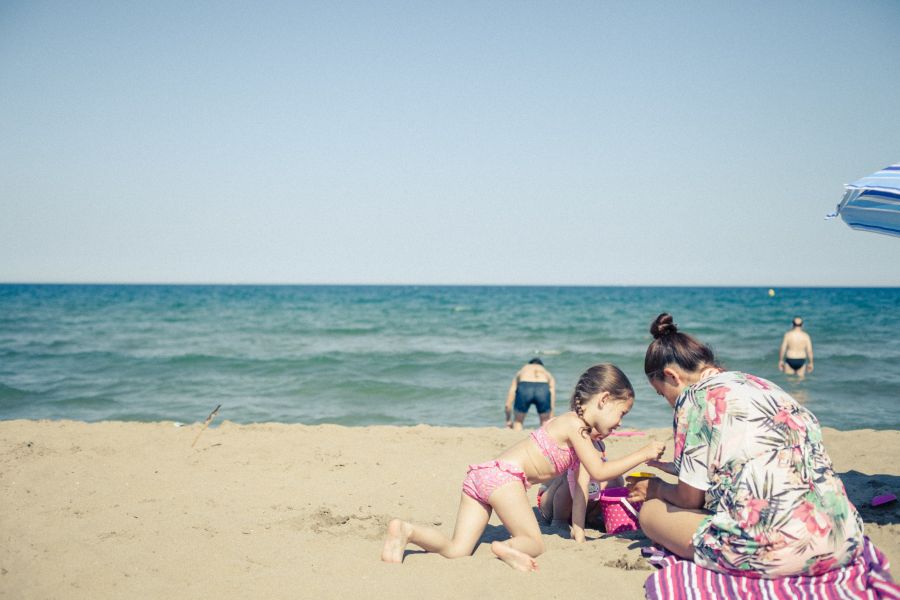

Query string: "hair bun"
[650, 313, 678, 339]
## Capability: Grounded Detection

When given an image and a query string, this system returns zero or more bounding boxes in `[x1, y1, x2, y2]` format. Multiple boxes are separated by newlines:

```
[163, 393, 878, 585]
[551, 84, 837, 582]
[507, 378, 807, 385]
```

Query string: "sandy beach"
[1, 420, 897, 599]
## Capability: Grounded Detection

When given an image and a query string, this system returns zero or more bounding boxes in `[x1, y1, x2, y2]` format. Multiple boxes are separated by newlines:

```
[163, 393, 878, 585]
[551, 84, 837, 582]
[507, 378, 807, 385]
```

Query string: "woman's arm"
[645, 477, 705, 510]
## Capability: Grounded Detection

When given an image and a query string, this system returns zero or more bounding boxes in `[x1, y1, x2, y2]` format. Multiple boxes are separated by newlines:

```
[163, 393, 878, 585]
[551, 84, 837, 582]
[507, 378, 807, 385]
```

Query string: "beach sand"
[1, 421, 897, 599]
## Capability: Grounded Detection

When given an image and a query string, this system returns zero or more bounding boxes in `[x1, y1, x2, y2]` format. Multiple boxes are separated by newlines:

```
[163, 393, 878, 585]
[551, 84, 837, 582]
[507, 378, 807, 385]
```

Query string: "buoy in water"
[768, 289, 775, 297]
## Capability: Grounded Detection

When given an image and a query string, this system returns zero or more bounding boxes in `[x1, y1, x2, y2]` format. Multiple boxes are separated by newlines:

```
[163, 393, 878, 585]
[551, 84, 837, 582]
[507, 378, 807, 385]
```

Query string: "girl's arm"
[569, 431, 665, 483]
[570, 464, 590, 543]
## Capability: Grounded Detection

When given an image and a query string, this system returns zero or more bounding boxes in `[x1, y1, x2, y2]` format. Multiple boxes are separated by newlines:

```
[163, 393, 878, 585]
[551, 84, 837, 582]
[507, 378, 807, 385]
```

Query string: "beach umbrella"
[828, 163, 900, 237]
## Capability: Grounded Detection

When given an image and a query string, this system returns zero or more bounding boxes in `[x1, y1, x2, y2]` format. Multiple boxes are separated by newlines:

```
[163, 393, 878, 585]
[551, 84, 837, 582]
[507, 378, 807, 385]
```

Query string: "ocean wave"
[818, 351, 900, 362]
[0, 382, 30, 401]
[316, 378, 446, 402]
[305, 325, 385, 336]
[164, 353, 246, 367]
[49, 394, 119, 408]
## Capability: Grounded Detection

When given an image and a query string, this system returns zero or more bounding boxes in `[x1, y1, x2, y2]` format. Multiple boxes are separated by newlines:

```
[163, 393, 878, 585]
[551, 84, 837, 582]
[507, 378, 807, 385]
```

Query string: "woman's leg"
[488, 483, 544, 571]
[382, 493, 491, 562]
[638, 498, 708, 559]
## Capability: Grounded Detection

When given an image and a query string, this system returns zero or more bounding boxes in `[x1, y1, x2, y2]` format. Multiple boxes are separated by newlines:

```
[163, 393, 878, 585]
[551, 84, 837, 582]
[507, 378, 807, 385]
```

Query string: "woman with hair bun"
[630, 313, 863, 578]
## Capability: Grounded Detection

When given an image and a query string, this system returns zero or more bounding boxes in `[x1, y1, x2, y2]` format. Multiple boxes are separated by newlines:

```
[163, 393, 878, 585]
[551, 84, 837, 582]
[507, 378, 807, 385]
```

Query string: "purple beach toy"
[871, 493, 897, 507]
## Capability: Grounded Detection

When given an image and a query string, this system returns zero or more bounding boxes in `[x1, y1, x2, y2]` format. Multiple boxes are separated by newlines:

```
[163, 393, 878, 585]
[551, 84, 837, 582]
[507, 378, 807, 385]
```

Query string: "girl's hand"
[647, 460, 677, 475]
[570, 525, 586, 543]
[643, 440, 666, 461]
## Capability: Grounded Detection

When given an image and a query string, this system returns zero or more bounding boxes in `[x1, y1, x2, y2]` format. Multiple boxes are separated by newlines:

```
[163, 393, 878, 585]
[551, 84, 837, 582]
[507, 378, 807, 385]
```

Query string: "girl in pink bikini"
[381, 363, 665, 572]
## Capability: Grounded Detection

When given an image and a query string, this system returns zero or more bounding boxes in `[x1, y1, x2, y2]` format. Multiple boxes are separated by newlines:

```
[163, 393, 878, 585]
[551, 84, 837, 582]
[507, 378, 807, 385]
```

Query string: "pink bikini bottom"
[462, 460, 530, 506]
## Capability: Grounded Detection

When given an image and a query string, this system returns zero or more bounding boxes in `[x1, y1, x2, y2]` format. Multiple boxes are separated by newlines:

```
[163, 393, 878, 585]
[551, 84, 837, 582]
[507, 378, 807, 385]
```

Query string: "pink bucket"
[598, 487, 642, 534]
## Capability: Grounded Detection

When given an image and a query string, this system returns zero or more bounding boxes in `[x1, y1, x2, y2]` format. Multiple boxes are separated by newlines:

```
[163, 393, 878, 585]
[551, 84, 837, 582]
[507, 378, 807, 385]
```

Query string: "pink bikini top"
[530, 425, 578, 475]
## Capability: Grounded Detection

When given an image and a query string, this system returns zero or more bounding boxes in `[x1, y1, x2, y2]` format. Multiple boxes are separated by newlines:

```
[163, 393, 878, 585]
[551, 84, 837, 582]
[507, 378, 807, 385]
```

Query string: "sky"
[1, 1, 898, 286]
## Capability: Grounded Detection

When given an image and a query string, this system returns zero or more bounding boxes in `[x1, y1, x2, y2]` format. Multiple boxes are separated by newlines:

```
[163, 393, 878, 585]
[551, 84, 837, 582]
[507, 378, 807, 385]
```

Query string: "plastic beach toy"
[599, 487, 642, 534]
[871, 493, 897, 507]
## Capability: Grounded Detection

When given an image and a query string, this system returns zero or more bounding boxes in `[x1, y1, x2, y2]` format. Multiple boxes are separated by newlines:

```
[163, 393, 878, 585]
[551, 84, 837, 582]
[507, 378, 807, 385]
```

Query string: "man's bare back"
[504, 358, 557, 430]
[516, 363, 552, 383]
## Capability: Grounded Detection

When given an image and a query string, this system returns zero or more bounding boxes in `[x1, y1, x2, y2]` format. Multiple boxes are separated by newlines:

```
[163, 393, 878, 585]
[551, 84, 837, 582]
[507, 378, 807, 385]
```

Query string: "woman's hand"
[626, 478, 651, 503]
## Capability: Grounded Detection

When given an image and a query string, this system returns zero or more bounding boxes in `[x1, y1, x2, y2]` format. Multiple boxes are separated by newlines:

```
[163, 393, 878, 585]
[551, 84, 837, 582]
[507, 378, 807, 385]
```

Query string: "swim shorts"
[514, 381, 551, 414]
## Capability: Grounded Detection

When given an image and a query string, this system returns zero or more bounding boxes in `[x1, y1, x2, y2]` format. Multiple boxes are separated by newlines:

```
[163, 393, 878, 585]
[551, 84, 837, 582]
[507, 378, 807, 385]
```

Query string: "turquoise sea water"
[0, 285, 898, 431]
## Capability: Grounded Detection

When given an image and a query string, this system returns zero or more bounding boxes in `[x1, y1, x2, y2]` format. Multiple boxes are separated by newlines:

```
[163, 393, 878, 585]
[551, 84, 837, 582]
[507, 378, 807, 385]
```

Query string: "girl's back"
[497, 413, 580, 485]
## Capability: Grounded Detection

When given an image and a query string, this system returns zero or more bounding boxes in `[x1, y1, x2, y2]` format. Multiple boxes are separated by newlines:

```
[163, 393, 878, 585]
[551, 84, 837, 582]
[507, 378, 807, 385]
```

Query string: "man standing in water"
[779, 317, 814, 378]
[504, 358, 556, 430]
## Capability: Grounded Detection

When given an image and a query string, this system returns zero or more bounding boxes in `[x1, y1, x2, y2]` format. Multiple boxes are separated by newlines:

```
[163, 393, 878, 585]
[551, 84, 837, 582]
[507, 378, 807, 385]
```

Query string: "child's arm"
[569, 432, 665, 483]
[570, 464, 590, 543]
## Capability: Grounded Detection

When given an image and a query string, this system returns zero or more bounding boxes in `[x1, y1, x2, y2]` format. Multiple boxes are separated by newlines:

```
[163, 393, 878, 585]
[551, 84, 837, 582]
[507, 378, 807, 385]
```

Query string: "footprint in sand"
[281, 506, 391, 540]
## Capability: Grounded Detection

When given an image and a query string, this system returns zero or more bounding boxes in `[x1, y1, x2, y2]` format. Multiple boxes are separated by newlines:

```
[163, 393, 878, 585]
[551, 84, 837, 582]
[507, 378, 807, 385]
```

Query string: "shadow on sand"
[839, 470, 899, 526]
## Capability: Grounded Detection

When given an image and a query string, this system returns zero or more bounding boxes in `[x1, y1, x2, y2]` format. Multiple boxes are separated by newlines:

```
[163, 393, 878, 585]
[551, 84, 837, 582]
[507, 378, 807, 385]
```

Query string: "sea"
[1, 285, 898, 431]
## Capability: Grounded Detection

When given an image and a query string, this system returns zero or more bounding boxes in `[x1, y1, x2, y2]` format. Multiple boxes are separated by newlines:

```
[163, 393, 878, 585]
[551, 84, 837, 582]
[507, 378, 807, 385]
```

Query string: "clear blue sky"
[2, 1, 898, 286]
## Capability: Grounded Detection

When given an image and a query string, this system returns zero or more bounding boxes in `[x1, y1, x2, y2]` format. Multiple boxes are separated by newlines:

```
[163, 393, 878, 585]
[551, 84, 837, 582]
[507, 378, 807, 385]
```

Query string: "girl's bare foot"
[491, 541, 538, 572]
[381, 519, 412, 563]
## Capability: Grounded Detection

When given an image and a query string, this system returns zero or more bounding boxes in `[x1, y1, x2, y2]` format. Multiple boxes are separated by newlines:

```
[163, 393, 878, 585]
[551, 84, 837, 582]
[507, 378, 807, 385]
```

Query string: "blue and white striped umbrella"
[830, 164, 900, 237]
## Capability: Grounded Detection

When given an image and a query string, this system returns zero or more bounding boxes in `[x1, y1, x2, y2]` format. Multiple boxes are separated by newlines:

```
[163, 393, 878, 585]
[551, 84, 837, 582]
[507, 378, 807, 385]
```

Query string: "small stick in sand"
[191, 404, 222, 448]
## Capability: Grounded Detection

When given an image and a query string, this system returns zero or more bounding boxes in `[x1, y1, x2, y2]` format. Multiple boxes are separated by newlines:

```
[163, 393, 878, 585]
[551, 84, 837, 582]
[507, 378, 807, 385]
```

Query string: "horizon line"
[2, 281, 898, 289]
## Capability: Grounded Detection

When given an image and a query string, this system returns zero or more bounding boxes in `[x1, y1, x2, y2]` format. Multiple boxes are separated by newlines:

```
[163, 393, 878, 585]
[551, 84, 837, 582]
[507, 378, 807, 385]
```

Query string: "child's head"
[570, 363, 635, 438]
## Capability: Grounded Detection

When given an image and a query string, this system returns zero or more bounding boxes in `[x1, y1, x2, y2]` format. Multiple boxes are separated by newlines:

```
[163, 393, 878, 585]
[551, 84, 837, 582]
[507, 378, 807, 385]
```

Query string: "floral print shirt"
[673, 371, 863, 577]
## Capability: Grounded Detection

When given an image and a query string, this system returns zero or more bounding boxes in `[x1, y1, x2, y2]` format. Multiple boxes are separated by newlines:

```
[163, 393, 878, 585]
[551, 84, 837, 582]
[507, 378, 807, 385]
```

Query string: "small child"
[381, 363, 665, 571]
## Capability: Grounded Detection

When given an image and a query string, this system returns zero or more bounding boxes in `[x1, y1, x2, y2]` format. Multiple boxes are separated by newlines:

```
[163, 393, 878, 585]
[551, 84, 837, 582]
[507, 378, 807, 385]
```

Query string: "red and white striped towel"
[643, 537, 900, 600]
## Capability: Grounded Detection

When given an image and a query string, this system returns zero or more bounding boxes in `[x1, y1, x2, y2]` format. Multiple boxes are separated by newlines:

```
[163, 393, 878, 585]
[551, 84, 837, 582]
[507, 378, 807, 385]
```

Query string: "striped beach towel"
[643, 537, 900, 600]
